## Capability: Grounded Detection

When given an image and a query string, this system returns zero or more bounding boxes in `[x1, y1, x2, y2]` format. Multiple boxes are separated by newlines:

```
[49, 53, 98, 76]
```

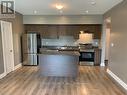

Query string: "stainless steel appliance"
[79, 44, 95, 65]
[79, 49, 94, 65]
[22, 33, 38, 65]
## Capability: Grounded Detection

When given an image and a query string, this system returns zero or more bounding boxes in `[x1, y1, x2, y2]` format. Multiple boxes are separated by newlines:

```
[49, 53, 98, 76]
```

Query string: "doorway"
[104, 18, 111, 66]
[101, 17, 111, 66]
[0, 21, 14, 74]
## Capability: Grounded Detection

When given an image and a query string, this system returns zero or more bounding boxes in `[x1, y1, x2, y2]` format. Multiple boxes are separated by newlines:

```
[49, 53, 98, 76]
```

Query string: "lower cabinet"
[39, 54, 79, 77]
[94, 49, 101, 66]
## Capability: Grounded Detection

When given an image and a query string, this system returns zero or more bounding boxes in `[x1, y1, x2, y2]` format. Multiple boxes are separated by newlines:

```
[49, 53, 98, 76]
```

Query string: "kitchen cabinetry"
[46, 25, 58, 39]
[25, 25, 58, 39]
[39, 25, 48, 38]
[58, 25, 80, 39]
[25, 25, 39, 33]
[79, 25, 102, 39]
[71, 26, 80, 39]
[66, 25, 80, 39]
[24, 24, 102, 39]
[58, 25, 67, 36]
[39, 50, 79, 77]
[40, 25, 58, 39]
[94, 49, 101, 66]
[93, 25, 102, 39]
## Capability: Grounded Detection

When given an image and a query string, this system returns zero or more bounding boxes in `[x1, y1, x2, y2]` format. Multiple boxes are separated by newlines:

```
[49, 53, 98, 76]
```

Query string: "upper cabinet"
[46, 25, 58, 39]
[25, 25, 58, 39]
[39, 25, 48, 38]
[79, 25, 102, 39]
[58, 25, 80, 39]
[58, 25, 67, 36]
[93, 25, 102, 39]
[66, 25, 80, 39]
[24, 24, 102, 39]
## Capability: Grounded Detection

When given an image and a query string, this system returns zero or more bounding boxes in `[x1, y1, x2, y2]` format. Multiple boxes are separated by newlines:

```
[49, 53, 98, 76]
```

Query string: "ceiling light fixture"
[85, 10, 89, 13]
[91, 0, 96, 5]
[56, 4, 63, 10]
[34, 10, 37, 14]
[60, 10, 63, 13]
[91, 1, 96, 5]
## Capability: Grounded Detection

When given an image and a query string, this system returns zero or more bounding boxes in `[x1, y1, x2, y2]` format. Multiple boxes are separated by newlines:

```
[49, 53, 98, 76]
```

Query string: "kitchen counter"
[39, 48, 79, 77]
[39, 50, 80, 56]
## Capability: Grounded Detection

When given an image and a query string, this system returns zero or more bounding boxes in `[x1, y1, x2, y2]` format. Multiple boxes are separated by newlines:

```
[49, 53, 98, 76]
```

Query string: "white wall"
[23, 15, 103, 24]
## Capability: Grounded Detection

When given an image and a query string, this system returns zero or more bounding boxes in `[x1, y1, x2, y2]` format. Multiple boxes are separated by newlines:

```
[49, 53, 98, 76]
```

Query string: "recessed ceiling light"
[56, 4, 63, 10]
[60, 10, 63, 13]
[91, 0, 96, 5]
[85, 10, 89, 13]
[34, 10, 37, 14]
[40, 18, 43, 20]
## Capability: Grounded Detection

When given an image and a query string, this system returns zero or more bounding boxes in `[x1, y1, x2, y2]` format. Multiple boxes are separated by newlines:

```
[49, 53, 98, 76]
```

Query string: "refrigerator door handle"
[28, 37, 31, 53]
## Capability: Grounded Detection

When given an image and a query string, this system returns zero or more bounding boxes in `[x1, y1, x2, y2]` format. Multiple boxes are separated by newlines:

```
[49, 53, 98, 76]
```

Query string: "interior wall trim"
[14, 63, 22, 70]
[0, 63, 22, 79]
[0, 72, 6, 79]
[107, 69, 127, 91]
[100, 63, 105, 66]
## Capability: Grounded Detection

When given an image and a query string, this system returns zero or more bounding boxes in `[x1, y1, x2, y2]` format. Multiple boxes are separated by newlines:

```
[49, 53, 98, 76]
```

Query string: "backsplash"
[41, 36, 100, 47]
[42, 36, 78, 46]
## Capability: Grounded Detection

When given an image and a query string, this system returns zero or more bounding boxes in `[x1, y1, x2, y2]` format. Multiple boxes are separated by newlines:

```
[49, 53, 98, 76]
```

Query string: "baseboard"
[0, 63, 22, 79]
[0, 72, 6, 79]
[100, 63, 105, 66]
[14, 63, 22, 70]
[107, 69, 127, 91]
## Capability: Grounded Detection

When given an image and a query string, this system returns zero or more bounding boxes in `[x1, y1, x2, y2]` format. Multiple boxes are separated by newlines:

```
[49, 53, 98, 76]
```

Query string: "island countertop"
[39, 48, 80, 56]
[38, 50, 80, 56]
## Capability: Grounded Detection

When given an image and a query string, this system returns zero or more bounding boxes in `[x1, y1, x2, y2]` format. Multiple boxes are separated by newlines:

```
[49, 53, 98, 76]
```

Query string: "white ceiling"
[15, 0, 123, 15]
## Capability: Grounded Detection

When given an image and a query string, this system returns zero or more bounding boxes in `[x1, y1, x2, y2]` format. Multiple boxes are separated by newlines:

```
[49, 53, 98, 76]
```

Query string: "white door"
[1, 21, 14, 74]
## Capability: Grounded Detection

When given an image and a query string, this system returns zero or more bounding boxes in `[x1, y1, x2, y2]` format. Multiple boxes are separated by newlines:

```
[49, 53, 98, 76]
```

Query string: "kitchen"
[0, 0, 126, 95]
[22, 24, 102, 77]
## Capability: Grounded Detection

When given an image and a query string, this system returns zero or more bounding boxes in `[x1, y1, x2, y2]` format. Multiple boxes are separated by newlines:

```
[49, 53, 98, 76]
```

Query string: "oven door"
[79, 52, 94, 62]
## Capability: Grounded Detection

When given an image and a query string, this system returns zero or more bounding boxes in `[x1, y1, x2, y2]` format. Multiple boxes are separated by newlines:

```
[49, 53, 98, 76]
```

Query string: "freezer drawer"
[23, 54, 37, 66]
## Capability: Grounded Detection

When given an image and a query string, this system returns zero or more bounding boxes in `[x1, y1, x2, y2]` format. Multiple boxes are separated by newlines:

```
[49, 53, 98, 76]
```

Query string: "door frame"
[101, 17, 111, 66]
[0, 20, 15, 75]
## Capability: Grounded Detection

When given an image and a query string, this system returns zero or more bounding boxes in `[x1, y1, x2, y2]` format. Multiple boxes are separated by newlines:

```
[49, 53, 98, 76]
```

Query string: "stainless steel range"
[79, 44, 95, 66]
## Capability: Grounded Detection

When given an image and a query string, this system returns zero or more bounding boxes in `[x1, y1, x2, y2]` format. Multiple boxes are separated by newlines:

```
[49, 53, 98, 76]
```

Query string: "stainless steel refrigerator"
[22, 33, 38, 65]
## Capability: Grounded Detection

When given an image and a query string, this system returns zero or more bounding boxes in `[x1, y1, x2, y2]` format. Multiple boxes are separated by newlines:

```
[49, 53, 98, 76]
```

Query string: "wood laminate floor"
[0, 66, 126, 95]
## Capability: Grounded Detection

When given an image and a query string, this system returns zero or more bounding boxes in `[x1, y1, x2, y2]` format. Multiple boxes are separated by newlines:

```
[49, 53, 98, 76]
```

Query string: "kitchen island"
[39, 49, 80, 77]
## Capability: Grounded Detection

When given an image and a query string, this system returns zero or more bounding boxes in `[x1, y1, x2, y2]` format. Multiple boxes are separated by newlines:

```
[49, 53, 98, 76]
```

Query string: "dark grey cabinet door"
[58, 25, 80, 39]
[47, 25, 58, 39]
[58, 25, 67, 36]
[24, 24, 102, 39]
